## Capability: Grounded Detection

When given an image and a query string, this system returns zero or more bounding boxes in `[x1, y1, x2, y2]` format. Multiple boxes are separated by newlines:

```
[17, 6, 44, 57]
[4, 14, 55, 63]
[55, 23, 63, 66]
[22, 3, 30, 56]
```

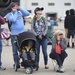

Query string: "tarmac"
[0, 21, 75, 75]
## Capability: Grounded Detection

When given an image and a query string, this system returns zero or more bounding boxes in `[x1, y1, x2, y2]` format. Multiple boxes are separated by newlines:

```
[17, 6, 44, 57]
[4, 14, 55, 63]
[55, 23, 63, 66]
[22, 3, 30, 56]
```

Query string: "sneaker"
[45, 65, 49, 69]
[59, 65, 65, 73]
[56, 66, 60, 72]
[67, 43, 70, 48]
[0, 66, 6, 70]
[72, 43, 74, 48]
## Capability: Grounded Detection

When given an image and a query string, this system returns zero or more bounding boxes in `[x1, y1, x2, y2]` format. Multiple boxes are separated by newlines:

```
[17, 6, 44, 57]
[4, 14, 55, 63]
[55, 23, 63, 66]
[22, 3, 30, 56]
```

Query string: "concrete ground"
[0, 22, 75, 75]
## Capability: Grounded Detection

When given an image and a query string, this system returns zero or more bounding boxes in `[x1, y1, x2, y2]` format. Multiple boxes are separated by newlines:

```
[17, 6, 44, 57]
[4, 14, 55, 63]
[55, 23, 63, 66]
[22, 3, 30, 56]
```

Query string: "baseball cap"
[34, 7, 44, 14]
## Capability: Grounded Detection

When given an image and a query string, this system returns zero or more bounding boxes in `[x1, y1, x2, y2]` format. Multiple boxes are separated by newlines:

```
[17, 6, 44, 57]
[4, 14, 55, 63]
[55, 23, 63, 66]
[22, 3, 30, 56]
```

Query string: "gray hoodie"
[52, 37, 67, 51]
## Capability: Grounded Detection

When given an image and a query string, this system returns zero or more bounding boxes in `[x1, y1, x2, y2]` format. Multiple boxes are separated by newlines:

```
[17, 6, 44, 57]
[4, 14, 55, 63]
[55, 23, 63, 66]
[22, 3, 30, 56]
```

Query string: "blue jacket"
[50, 20, 55, 26]
[6, 8, 30, 35]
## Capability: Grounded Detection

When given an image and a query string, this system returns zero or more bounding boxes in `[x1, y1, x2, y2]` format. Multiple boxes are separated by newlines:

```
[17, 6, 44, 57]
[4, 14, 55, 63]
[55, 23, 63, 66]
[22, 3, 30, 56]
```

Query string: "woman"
[31, 7, 48, 69]
[5, 2, 30, 68]
[50, 30, 67, 73]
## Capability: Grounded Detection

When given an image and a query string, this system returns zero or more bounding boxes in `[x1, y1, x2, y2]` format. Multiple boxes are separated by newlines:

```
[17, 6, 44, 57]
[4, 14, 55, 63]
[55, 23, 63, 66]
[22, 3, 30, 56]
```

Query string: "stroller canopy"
[17, 31, 36, 47]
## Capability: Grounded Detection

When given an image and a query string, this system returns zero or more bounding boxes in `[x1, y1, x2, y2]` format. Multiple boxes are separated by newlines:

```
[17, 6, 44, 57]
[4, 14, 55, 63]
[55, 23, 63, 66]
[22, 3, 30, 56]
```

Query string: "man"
[6, 2, 30, 68]
[0, 15, 6, 70]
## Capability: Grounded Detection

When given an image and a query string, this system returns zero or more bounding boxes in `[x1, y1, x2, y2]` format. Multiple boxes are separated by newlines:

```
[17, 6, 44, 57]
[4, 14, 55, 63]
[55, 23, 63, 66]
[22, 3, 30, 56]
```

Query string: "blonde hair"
[54, 30, 63, 37]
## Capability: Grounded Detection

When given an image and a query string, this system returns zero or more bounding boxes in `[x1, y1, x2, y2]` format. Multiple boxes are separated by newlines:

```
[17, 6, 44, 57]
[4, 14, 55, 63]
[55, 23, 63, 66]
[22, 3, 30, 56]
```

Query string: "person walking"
[5, 2, 30, 68]
[0, 15, 6, 70]
[64, 10, 70, 47]
[67, 9, 75, 48]
[31, 7, 49, 69]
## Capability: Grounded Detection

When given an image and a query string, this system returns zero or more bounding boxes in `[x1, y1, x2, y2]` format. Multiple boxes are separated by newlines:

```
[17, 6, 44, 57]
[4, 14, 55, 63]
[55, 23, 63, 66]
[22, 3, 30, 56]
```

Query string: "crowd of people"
[0, 2, 74, 74]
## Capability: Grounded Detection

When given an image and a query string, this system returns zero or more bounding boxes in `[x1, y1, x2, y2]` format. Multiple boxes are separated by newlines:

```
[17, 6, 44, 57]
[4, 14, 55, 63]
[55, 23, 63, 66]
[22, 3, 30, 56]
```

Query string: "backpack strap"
[41, 17, 45, 24]
[33, 16, 45, 27]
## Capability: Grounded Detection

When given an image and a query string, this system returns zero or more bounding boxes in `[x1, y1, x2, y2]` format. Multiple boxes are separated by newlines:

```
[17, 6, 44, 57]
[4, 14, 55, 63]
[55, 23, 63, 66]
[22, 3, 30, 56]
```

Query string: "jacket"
[0, 15, 5, 38]
[6, 8, 30, 35]
[52, 37, 67, 51]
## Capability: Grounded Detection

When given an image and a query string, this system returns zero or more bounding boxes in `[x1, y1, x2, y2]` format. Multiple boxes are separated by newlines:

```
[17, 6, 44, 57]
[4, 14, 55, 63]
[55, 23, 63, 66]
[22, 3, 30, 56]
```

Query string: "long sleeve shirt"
[6, 8, 30, 35]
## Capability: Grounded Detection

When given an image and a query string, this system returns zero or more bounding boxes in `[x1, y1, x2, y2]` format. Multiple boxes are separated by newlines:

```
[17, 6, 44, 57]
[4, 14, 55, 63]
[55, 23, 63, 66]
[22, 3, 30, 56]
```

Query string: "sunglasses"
[59, 34, 63, 35]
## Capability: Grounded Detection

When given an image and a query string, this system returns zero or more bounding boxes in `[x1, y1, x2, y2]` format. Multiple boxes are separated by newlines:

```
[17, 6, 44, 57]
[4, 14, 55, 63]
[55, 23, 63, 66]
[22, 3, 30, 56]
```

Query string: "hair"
[66, 10, 69, 16]
[33, 15, 37, 20]
[70, 9, 75, 15]
[54, 30, 63, 37]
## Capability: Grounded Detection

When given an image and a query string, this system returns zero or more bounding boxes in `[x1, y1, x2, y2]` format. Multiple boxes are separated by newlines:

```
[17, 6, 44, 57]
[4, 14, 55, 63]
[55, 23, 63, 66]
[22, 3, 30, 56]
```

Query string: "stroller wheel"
[25, 67, 33, 74]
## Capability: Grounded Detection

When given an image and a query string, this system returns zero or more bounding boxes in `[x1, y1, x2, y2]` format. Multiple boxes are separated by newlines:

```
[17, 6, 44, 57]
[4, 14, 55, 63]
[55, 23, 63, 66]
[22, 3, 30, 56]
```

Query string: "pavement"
[0, 22, 75, 75]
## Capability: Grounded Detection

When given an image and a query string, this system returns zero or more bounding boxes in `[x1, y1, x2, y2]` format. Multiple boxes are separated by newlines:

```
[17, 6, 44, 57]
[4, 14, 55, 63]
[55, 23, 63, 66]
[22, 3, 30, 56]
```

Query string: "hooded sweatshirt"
[67, 9, 75, 30]
[64, 10, 69, 29]
[6, 8, 30, 35]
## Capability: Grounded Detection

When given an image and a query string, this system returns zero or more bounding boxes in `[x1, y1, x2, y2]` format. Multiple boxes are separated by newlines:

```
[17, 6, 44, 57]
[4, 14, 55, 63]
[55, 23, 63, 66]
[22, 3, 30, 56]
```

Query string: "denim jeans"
[11, 35, 19, 65]
[0, 40, 2, 66]
[36, 38, 48, 65]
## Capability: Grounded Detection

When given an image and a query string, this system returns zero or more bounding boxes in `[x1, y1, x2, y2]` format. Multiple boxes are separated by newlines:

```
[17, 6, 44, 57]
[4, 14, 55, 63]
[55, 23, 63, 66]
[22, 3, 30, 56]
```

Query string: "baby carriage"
[15, 31, 38, 74]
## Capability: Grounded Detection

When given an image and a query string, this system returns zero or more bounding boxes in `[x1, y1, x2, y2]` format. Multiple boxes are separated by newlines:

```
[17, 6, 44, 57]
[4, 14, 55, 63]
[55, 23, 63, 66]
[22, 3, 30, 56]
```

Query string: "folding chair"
[51, 59, 58, 71]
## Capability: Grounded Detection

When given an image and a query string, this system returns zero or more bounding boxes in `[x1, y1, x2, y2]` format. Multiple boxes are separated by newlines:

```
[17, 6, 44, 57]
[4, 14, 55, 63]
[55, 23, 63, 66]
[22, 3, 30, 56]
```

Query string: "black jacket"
[67, 9, 75, 30]
[64, 16, 69, 29]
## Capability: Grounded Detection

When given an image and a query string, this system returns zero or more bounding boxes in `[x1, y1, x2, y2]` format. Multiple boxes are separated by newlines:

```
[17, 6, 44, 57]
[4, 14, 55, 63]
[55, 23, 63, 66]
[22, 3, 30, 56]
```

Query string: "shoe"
[67, 43, 70, 47]
[59, 65, 65, 73]
[0, 66, 6, 70]
[13, 64, 20, 69]
[45, 66, 49, 69]
[56, 66, 60, 72]
[16, 65, 20, 69]
[72, 43, 74, 48]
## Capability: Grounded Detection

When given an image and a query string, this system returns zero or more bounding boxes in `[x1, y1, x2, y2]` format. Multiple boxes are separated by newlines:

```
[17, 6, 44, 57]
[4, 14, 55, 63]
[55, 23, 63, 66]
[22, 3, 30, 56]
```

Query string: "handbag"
[55, 44, 61, 54]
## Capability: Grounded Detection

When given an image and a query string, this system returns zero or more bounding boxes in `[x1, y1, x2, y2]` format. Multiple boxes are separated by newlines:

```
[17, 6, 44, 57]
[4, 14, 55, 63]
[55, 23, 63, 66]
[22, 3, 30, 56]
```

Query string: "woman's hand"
[39, 35, 42, 40]
[57, 35, 60, 41]
[12, 8, 17, 12]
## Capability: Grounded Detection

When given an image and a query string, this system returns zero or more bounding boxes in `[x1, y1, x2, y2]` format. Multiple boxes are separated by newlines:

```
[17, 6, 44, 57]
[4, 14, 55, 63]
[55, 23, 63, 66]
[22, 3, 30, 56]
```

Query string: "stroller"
[15, 31, 38, 74]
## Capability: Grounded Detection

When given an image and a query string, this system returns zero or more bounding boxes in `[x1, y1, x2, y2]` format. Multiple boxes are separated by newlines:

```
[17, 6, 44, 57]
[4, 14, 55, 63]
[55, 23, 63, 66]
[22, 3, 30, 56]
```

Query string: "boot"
[72, 43, 74, 48]
[67, 42, 70, 47]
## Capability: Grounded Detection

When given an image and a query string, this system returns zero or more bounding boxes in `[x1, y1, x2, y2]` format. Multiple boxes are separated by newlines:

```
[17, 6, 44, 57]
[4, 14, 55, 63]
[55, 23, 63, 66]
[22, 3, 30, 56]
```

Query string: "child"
[22, 40, 35, 61]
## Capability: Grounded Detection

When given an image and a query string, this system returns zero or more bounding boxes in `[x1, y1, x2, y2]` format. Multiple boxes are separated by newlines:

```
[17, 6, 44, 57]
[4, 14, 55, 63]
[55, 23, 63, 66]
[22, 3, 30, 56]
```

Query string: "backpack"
[7, 21, 12, 31]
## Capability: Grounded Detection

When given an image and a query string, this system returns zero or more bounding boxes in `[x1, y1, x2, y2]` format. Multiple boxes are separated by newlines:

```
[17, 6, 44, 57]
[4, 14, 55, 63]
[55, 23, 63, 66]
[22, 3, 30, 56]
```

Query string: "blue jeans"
[0, 40, 2, 66]
[11, 35, 19, 65]
[36, 38, 48, 65]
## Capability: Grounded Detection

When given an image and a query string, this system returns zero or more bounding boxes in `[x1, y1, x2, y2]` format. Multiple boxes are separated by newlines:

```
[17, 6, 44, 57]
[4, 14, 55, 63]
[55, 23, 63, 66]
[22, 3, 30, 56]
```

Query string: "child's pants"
[22, 52, 35, 60]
